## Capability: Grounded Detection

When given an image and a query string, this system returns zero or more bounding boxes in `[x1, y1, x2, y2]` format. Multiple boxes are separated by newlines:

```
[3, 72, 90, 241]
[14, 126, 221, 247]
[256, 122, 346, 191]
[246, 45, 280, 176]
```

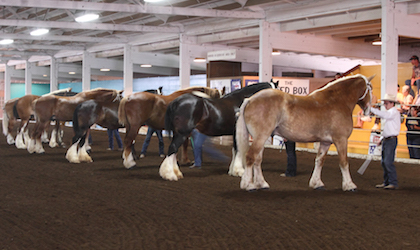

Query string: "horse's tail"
[164, 100, 177, 134]
[235, 98, 251, 159]
[118, 97, 129, 127]
[72, 103, 80, 133]
[12, 99, 20, 119]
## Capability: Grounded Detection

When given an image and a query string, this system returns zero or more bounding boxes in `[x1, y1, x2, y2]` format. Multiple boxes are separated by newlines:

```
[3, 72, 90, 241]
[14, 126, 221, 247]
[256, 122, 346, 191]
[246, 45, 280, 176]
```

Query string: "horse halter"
[358, 76, 372, 101]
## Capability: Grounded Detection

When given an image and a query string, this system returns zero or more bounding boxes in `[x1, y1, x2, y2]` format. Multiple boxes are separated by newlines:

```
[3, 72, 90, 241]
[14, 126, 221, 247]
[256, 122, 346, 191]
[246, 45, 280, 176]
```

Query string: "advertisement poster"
[245, 79, 259, 86]
[210, 79, 232, 94]
[277, 79, 310, 96]
[231, 79, 241, 92]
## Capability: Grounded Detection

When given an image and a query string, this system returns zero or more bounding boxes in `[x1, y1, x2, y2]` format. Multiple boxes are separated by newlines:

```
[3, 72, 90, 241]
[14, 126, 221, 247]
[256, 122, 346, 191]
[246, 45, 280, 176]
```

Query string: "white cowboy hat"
[380, 93, 398, 103]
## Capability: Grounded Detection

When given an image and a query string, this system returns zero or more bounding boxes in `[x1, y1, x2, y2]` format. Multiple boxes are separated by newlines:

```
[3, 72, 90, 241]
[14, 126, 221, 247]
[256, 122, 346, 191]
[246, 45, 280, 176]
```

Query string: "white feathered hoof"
[27, 139, 36, 154]
[6, 134, 15, 145]
[159, 154, 179, 181]
[66, 143, 80, 163]
[123, 152, 136, 169]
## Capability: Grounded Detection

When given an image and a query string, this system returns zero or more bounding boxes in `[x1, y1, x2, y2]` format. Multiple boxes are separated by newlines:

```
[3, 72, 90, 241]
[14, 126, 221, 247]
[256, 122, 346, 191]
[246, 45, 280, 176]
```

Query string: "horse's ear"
[222, 86, 226, 95]
[367, 74, 376, 82]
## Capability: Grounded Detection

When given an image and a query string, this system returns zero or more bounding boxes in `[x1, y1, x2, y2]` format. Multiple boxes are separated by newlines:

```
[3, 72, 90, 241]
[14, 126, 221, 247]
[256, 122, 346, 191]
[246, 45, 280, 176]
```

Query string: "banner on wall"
[210, 79, 232, 94]
[245, 79, 259, 86]
[276, 79, 310, 96]
[231, 79, 241, 92]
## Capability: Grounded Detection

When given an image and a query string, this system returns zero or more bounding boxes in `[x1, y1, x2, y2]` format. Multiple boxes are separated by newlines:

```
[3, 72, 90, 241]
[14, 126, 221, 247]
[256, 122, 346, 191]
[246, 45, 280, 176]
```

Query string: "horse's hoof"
[126, 165, 136, 170]
[347, 188, 358, 192]
[247, 188, 257, 192]
[260, 187, 270, 191]
[314, 186, 326, 190]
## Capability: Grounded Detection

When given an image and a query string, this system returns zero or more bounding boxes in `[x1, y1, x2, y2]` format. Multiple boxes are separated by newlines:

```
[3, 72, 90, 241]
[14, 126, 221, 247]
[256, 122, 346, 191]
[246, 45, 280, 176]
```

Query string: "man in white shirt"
[370, 93, 401, 190]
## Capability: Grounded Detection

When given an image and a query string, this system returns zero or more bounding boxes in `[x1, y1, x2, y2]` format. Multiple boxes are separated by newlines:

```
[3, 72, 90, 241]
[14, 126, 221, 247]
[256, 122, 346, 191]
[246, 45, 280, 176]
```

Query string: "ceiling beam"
[0, 33, 128, 43]
[0, 0, 264, 19]
[0, 19, 180, 33]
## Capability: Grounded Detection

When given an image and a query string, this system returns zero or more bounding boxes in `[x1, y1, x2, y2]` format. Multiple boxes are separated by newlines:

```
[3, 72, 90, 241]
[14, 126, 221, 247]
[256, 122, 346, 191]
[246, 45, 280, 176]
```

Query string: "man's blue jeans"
[381, 137, 398, 187]
[140, 127, 164, 155]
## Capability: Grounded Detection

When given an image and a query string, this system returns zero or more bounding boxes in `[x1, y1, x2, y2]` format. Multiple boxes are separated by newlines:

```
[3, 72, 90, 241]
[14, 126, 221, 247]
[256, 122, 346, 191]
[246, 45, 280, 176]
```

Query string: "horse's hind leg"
[178, 138, 191, 166]
[15, 121, 28, 149]
[335, 139, 357, 191]
[309, 142, 331, 190]
[241, 136, 270, 191]
[160, 132, 187, 181]
[122, 124, 141, 169]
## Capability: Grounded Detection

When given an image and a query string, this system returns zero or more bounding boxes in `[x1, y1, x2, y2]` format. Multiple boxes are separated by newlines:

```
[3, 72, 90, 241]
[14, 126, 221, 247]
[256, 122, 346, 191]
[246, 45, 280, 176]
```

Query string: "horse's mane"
[221, 82, 271, 99]
[310, 74, 365, 96]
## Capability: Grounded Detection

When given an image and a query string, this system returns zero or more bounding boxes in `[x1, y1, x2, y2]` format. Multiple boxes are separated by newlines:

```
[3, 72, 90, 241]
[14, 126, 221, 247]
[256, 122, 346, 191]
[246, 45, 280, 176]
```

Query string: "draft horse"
[66, 87, 163, 163]
[118, 86, 222, 169]
[235, 74, 374, 191]
[28, 88, 123, 154]
[159, 81, 278, 181]
[2, 88, 73, 148]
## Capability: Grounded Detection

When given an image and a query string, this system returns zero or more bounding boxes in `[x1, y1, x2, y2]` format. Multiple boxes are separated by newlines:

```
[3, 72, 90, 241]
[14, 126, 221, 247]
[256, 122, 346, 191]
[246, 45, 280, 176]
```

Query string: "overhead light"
[30, 28, 49, 36]
[0, 39, 14, 45]
[140, 64, 152, 68]
[100, 68, 110, 72]
[43, 74, 48, 77]
[193, 58, 206, 63]
[69, 71, 76, 75]
[144, 0, 164, 2]
[372, 40, 382, 46]
[75, 13, 99, 23]
[272, 50, 281, 56]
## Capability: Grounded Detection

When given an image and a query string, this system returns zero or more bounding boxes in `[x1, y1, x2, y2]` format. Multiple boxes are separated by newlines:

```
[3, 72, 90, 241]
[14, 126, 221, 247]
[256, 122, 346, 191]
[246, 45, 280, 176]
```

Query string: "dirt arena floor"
[1, 123, 420, 249]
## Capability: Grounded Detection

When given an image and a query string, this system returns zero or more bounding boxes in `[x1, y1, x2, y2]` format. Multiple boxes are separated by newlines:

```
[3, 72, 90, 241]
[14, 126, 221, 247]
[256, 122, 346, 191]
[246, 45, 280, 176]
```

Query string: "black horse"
[65, 87, 163, 163]
[159, 81, 278, 181]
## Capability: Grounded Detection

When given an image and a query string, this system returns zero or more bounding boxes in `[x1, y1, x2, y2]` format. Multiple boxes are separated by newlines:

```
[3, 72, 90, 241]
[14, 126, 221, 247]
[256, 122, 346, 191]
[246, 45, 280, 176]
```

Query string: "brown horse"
[2, 88, 73, 148]
[28, 88, 123, 154]
[118, 86, 222, 169]
[235, 74, 374, 191]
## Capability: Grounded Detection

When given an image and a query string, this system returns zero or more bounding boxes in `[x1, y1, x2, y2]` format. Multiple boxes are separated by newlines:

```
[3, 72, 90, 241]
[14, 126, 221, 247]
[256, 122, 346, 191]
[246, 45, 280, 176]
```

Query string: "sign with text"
[207, 49, 236, 61]
[277, 79, 310, 96]
[210, 79, 232, 94]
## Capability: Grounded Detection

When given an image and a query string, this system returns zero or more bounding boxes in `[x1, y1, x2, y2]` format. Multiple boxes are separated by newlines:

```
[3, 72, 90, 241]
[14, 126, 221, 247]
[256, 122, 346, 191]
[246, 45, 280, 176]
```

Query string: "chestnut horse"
[235, 74, 374, 191]
[118, 86, 222, 169]
[2, 88, 73, 148]
[28, 88, 123, 154]
[66, 88, 163, 163]
[159, 81, 278, 181]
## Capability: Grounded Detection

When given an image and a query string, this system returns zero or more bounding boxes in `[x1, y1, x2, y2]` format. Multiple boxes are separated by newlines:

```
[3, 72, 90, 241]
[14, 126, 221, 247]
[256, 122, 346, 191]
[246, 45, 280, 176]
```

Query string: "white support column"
[381, 0, 398, 100]
[50, 57, 58, 92]
[179, 34, 192, 89]
[82, 51, 92, 91]
[259, 20, 273, 82]
[4, 64, 11, 101]
[25, 61, 33, 95]
[123, 44, 134, 96]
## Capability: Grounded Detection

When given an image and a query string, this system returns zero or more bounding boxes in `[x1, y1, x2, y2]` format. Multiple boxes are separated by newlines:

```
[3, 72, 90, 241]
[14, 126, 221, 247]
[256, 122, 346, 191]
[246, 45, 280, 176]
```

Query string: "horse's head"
[357, 74, 375, 116]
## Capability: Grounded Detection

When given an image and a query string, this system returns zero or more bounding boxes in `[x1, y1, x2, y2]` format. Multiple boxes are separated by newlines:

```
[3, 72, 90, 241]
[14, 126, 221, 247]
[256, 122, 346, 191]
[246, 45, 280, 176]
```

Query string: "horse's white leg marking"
[15, 131, 26, 148]
[172, 154, 183, 179]
[78, 142, 93, 163]
[252, 149, 270, 190]
[16, 123, 28, 148]
[49, 129, 58, 148]
[228, 147, 236, 175]
[230, 147, 245, 177]
[336, 139, 357, 191]
[6, 133, 15, 145]
[159, 154, 179, 181]
[41, 130, 49, 143]
[34, 138, 45, 154]
[309, 142, 330, 189]
[240, 163, 255, 190]
[27, 138, 36, 154]
[123, 151, 136, 169]
[23, 129, 31, 146]
[66, 141, 81, 163]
